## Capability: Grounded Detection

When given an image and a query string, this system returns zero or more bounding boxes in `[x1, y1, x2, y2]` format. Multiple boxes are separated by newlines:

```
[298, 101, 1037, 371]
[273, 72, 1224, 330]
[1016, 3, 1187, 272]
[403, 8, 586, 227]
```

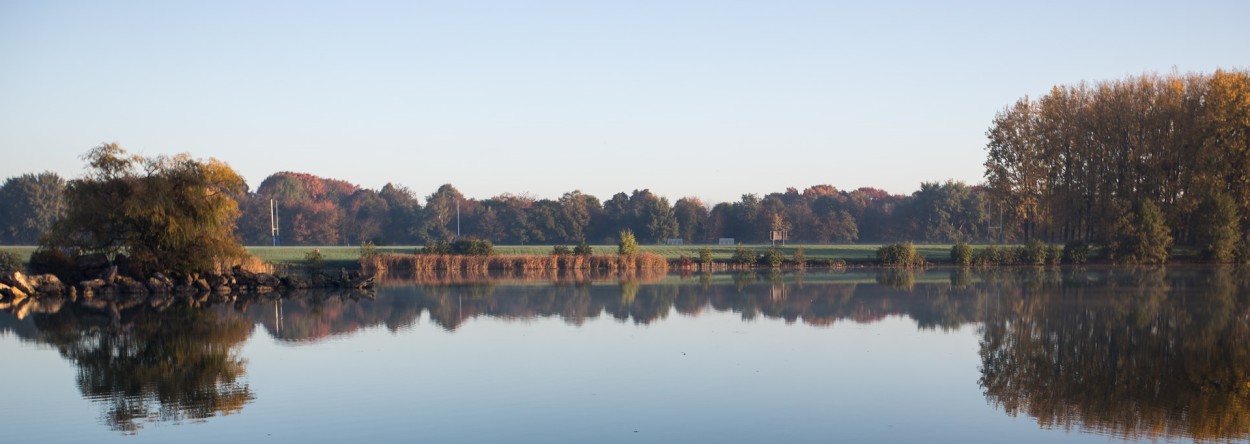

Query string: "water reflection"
[7, 299, 254, 433]
[2, 267, 1249, 441]
[978, 266, 1250, 442]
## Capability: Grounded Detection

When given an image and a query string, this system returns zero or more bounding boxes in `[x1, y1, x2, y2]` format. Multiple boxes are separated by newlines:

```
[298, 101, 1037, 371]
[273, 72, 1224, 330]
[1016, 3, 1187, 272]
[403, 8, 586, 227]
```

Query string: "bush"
[551, 245, 572, 255]
[732, 245, 757, 265]
[452, 238, 494, 256]
[1063, 241, 1090, 264]
[877, 242, 924, 267]
[764, 247, 784, 268]
[973, 245, 1019, 266]
[304, 249, 324, 269]
[27, 248, 74, 280]
[1108, 200, 1172, 264]
[422, 241, 451, 255]
[950, 242, 973, 266]
[1193, 189, 1239, 262]
[573, 241, 593, 256]
[1046, 243, 1062, 265]
[793, 246, 806, 268]
[0, 251, 23, 274]
[618, 230, 639, 255]
[698, 246, 713, 264]
[1021, 239, 1048, 265]
[360, 240, 379, 260]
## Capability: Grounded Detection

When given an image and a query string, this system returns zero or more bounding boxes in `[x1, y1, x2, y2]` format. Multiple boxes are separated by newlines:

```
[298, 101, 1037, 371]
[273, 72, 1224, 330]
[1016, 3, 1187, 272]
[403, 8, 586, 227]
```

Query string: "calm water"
[1, 267, 1248, 443]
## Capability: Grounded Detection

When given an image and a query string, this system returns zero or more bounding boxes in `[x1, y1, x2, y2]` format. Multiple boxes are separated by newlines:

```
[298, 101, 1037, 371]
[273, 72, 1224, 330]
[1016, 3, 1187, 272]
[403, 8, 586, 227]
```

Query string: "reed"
[364, 252, 669, 280]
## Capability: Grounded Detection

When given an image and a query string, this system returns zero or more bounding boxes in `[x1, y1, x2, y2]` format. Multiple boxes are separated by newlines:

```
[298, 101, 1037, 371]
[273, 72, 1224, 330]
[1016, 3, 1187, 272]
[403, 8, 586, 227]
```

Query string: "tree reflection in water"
[978, 266, 1250, 442]
[27, 301, 254, 433]
[3, 267, 1248, 440]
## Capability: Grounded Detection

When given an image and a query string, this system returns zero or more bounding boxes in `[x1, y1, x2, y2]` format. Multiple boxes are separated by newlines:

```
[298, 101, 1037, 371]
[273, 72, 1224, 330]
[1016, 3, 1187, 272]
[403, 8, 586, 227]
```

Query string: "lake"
[1, 267, 1247, 443]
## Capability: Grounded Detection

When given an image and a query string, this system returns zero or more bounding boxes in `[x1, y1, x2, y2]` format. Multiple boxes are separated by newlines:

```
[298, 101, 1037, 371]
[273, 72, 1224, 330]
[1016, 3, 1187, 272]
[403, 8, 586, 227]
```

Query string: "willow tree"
[43, 143, 248, 275]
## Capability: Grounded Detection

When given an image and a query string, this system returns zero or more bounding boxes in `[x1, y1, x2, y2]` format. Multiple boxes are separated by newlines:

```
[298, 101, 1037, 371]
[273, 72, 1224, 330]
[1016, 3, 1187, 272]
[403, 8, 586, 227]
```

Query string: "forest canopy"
[984, 69, 1249, 257]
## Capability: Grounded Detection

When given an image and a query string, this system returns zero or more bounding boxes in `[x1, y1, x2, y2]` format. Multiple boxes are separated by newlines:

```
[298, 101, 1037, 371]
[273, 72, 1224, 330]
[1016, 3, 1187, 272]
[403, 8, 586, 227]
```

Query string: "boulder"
[282, 274, 311, 289]
[0, 282, 27, 301]
[255, 273, 281, 288]
[1, 271, 37, 296]
[29, 274, 66, 296]
[117, 276, 148, 295]
[147, 276, 172, 294]
[100, 265, 119, 284]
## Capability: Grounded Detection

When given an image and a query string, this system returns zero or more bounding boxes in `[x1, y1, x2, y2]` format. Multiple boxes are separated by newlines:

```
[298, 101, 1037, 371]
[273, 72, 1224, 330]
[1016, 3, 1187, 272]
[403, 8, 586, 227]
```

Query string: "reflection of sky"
[0, 305, 1149, 443]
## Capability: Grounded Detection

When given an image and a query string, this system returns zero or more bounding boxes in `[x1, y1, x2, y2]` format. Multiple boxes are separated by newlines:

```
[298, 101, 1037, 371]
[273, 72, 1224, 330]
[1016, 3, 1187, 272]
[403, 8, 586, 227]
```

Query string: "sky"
[1, 0, 1247, 204]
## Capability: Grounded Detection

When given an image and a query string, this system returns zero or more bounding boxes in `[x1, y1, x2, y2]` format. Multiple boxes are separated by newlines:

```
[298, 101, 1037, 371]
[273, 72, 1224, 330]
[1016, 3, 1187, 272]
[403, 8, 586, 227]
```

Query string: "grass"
[242, 244, 990, 266]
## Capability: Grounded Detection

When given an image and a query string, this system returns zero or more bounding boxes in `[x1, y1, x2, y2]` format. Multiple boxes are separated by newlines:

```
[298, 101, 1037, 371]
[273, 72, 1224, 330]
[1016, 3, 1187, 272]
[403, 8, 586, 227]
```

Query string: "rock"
[79, 278, 106, 290]
[100, 265, 119, 284]
[147, 276, 172, 294]
[255, 273, 281, 288]
[0, 282, 27, 301]
[1, 271, 37, 296]
[282, 275, 311, 289]
[78, 278, 106, 299]
[254, 285, 274, 293]
[28, 274, 65, 296]
[117, 276, 148, 295]
[213, 285, 232, 293]
[193, 278, 211, 292]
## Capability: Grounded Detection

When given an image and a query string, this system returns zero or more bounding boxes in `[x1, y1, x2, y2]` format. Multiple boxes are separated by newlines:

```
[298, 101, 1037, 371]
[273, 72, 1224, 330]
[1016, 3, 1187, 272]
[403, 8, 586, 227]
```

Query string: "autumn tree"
[43, 143, 247, 275]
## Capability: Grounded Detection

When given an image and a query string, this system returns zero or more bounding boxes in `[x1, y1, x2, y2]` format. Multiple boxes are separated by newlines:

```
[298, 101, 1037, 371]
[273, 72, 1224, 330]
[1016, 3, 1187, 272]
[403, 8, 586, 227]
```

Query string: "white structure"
[718, 238, 735, 245]
[666, 238, 684, 246]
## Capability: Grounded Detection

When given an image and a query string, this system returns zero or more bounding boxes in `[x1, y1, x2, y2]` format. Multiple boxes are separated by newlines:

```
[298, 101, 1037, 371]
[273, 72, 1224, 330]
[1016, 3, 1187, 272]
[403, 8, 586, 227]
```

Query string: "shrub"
[0, 251, 23, 274]
[1063, 241, 1090, 264]
[1108, 200, 1172, 264]
[360, 240, 379, 260]
[973, 245, 1019, 266]
[551, 245, 572, 255]
[27, 248, 74, 280]
[1193, 189, 1239, 262]
[764, 247, 784, 268]
[452, 238, 494, 256]
[422, 241, 452, 255]
[732, 245, 757, 265]
[618, 230, 639, 255]
[793, 246, 806, 268]
[573, 241, 593, 256]
[304, 249, 324, 270]
[877, 242, 924, 267]
[950, 242, 973, 266]
[1021, 239, 1048, 265]
[678, 255, 693, 268]
[1046, 244, 1062, 265]
[698, 246, 713, 264]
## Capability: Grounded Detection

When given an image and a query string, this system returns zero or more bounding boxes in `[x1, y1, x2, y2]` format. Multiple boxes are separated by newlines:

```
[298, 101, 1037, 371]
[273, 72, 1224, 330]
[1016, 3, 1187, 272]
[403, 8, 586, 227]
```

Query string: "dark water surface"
[2, 267, 1248, 443]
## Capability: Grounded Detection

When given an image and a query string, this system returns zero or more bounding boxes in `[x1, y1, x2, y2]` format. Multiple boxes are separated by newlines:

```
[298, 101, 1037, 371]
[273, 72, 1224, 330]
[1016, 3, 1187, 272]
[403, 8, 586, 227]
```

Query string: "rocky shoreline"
[1, 253, 374, 304]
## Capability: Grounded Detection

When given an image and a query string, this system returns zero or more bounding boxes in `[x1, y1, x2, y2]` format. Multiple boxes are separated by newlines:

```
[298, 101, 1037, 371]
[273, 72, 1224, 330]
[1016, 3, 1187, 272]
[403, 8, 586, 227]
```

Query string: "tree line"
[985, 69, 1250, 260]
[2, 167, 998, 247]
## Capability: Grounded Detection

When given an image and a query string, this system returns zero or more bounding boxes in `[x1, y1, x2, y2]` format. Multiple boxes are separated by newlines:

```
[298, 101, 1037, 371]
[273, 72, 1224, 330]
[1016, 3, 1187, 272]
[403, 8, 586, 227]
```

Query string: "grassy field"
[248, 244, 968, 266]
[0, 243, 1059, 268]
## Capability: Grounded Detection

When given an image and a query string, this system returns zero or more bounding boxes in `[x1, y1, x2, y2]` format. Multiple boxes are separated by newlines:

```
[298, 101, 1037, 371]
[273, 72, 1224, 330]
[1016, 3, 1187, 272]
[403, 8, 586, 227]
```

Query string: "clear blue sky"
[2, 0, 1246, 204]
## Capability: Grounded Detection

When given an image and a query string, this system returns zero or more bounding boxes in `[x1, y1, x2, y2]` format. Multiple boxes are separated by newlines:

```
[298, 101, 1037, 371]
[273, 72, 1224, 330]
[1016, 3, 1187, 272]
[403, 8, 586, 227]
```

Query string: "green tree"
[1192, 189, 1240, 262]
[1109, 200, 1173, 264]
[42, 144, 248, 275]
[0, 172, 65, 244]
[617, 229, 639, 255]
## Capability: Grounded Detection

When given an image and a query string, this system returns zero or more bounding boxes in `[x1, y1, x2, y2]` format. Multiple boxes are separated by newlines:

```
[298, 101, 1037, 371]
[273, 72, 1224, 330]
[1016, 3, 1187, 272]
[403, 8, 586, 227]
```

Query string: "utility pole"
[270, 199, 280, 246]
[456, 198, 461, 240]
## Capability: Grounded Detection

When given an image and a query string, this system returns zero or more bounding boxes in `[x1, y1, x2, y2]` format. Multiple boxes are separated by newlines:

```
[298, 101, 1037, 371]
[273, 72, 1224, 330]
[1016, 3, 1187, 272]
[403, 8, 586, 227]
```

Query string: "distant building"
[718, 238, 735, 245]
[666, 238, 684, 246]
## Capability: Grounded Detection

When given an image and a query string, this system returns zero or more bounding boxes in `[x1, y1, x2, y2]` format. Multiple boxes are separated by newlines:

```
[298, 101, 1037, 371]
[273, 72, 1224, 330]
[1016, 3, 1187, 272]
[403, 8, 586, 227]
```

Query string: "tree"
[618, 229, 639, 255]
[1108, 200, 1173, 264]
[1192, 189, 1239, 262]
[0, 172, 65, 244]
[42, 144, 248, 275]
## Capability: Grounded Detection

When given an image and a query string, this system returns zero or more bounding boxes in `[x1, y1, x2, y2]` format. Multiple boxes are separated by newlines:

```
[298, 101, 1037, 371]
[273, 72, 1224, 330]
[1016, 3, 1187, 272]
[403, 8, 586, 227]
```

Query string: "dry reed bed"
[364, 253, 669, 277]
